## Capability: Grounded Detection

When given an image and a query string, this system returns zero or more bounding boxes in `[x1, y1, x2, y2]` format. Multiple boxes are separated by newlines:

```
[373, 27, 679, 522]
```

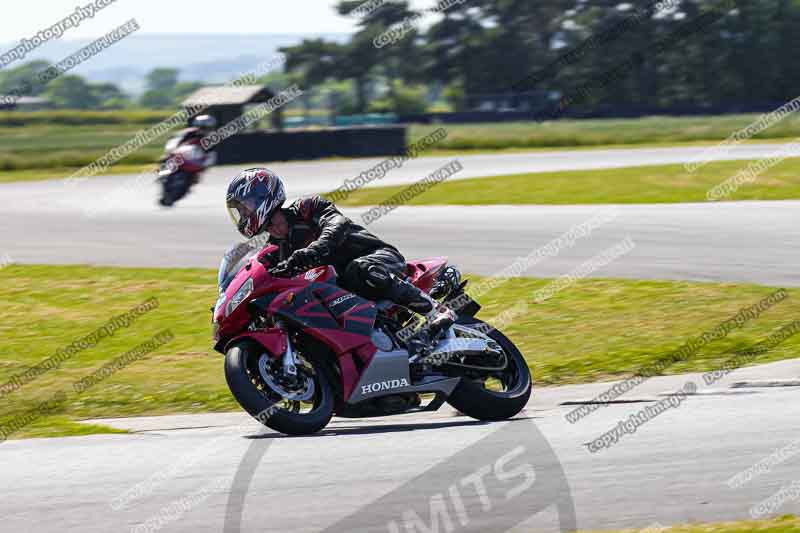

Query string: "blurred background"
[3, 0, 800, 176]
[3, 4, 800, 531]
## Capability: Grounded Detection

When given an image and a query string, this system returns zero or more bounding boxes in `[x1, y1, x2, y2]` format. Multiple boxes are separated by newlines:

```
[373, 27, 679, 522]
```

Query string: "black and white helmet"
[226, 168, 286, 238]
[191, 114, 217, 130]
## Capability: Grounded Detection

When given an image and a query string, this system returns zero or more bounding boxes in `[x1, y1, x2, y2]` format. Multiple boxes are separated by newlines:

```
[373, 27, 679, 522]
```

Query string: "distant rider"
[162, 114, 218, 170]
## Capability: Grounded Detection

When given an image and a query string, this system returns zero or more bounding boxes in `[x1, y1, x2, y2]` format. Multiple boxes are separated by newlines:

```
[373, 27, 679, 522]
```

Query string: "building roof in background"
[182, 85, 276, 107]
[0, 96, 50, 105]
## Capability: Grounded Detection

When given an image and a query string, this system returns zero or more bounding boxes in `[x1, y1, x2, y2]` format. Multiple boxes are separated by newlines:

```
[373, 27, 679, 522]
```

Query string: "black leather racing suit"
[268, 195, 409, 301]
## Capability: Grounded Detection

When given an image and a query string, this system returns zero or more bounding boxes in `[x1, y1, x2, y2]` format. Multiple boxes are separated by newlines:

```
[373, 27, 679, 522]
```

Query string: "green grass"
[0, 110, 173, 127]
[580, 515, 800, 533]
[0, 122, 166, 172]
[1, 111, 800, 180]
[410, 113, 800, 151]
[335, 157, 800, 206]
[0, 164, 155, 184]
[1, 265, 798, 439]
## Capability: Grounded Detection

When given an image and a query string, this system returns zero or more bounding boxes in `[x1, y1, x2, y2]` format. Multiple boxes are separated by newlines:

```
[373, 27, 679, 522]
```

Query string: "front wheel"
[158, 172, 192, 207]
[445, 318, 532, 421]
[225, 340, 334, 435]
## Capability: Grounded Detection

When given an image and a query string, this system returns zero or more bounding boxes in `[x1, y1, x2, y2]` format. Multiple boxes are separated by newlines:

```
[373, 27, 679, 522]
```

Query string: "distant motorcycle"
[212, 242, 532, 436]
[157, 129, 216, 207]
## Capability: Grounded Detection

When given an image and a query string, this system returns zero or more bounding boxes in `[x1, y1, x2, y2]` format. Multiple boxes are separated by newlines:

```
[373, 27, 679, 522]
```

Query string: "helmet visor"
[226, 197, 260, 237]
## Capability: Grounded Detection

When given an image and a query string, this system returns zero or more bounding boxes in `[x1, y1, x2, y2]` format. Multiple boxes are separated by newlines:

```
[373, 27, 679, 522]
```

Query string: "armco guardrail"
[213, 126, 407, 164]
[398, 102, 791, 124]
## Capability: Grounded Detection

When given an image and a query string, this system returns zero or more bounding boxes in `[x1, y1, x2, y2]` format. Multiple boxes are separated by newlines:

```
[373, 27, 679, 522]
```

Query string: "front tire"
[159, 173, 192, 207]
[446, 318, 532, 421]
[225, 340, 334, 435]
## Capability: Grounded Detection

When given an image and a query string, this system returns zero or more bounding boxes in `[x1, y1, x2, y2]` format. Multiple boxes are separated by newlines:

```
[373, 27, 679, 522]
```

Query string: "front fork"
[276, 320, 298, 378]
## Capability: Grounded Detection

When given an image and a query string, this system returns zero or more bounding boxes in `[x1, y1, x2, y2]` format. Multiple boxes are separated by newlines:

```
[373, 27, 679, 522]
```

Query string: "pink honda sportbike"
[212, 243, 532, 435]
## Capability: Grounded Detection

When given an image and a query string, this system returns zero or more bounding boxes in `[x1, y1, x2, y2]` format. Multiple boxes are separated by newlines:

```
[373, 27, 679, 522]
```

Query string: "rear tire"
[225, 340, 334, 435]
[446, 318, 532, 421]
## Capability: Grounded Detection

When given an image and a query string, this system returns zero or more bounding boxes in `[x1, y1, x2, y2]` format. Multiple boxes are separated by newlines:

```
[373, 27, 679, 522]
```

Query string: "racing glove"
[288, 247, 322, 270]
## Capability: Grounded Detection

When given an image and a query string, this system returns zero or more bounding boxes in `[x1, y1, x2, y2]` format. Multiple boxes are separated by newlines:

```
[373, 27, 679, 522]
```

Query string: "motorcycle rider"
[164, 114, 218, 168]
[225, 168, 456, 343]
[158, 114, 219, 207]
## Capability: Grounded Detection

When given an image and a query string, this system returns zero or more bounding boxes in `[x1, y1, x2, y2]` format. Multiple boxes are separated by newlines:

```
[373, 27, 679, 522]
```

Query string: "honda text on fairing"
[212, 242, 532, 436]
[157, 115, 217, 207]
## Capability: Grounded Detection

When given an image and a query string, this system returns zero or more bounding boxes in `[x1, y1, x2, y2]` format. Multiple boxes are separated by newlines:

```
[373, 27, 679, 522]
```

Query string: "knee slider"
[363, 264, 393, 290]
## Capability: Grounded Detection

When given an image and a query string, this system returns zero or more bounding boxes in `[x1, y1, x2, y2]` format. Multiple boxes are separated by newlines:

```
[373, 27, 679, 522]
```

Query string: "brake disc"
[257, 354, 315, 402]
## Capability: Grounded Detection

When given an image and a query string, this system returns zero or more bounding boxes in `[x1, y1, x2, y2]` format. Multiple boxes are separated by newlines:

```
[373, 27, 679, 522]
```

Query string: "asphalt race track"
[0, 144, 798, 287]
[2, 368, 800, 532]
[2, 144, 799, 532]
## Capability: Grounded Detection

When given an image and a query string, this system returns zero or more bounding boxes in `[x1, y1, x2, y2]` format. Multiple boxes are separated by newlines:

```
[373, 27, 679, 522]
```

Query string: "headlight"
[212, 293, 227, 323]
[226, 278, 254, 317]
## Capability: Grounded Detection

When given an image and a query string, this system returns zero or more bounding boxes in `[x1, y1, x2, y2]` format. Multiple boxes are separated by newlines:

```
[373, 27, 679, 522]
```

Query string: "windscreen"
[217, 243, 260, 292]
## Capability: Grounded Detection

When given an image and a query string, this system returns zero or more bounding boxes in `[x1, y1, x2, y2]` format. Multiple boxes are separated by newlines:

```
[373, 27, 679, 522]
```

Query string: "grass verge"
[580, 515, 800, 532]
[2, 111, 800, 182]
[334, 157, 800, 206]
[1, 265, 798, 439]
[0, 164, 155, 184]
[410, 114, 800, 151]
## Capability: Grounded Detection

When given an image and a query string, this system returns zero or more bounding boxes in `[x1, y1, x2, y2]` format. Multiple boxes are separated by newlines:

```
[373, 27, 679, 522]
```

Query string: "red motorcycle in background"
[158, 117, 217, 207]
[212, 242, 532, 436]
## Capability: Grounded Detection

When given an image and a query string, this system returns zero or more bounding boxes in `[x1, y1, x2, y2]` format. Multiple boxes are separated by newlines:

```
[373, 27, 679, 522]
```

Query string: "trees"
[0, 60, 54, 98]
[9, 1, 800, 114]
[139, 68, 181, 108]
[45, 76, 99, 109]
[90, 83, 129, 109]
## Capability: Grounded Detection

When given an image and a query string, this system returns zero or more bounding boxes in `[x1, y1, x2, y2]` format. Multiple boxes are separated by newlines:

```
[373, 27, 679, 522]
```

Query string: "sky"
[0, 0, 436, 41]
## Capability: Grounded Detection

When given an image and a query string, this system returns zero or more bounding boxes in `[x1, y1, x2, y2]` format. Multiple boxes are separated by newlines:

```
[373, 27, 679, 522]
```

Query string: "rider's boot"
[384, 275, 456, 343]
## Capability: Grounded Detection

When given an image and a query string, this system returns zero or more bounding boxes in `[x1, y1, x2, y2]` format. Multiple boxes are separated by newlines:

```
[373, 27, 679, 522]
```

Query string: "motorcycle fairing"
[267, 282, 378, 355]
[406, 257, 448, 293]
[347, 348, 461, 405]
[222, 329, 288, 359]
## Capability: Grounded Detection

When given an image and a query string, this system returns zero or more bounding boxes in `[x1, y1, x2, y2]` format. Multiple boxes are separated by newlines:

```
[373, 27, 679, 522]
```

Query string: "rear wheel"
[225, 340, 334, 435]
[445, 318, 532, 421]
